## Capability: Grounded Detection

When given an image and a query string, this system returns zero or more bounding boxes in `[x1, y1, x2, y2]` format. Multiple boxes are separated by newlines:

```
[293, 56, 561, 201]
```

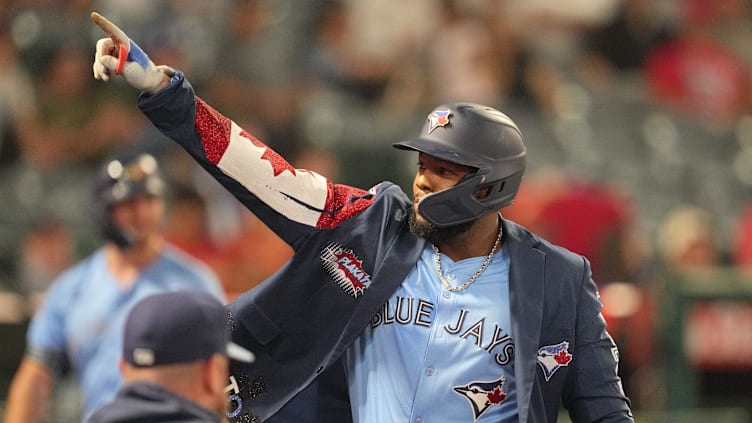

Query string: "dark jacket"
[139, 72, 634, 423]
[85, 381, 221, 423]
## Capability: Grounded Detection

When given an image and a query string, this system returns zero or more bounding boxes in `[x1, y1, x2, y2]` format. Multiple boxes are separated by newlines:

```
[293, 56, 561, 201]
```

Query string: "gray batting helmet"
[393, 103, 526, 227]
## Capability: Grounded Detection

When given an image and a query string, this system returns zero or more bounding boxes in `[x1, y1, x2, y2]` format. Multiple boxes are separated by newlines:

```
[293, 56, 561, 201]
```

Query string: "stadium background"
[1, 0, 752, 421]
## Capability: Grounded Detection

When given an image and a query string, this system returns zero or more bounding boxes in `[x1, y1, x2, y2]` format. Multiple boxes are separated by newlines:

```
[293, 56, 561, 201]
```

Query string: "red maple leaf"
[239, 129, 297, 177]
[487, 386, 507, 404]
[554, 350, 572, 365]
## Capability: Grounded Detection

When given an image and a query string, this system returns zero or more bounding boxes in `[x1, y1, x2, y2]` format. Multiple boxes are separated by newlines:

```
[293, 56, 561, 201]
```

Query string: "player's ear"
[118, 357, 134, 382]
[203, 354, 229, 395]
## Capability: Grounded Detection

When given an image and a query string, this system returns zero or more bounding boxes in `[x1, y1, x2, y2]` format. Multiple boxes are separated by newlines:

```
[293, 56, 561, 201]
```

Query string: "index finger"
[90, 12, 129, 46]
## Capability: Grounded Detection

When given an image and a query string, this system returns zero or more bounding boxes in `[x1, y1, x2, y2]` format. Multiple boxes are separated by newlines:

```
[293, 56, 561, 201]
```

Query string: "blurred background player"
[3, 152, 224, 423]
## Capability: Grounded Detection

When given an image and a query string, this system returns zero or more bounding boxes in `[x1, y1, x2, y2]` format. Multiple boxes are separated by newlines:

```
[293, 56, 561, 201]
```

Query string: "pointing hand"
[91, 12, 173, 94]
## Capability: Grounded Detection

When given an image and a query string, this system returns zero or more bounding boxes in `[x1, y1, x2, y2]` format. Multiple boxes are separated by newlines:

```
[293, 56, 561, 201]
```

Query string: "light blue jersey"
[26, 246, 224, 419]
[344, 244, 517, 422]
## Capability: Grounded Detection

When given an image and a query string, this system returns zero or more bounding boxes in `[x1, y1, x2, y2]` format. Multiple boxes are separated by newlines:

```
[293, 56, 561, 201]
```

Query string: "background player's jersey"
[26, 246, 223, 418]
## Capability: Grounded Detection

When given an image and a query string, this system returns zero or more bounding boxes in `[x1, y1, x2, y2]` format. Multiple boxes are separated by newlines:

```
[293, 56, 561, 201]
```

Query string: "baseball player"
[90, 12, 634, 423]
[3, 152, 225, 423]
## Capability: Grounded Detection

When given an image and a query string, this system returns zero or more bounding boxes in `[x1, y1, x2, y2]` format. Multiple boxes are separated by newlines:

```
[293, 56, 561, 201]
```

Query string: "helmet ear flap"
[473, 178, 504, 201]
[418, 170, 523, 227]
[490, 171, 524, 208]
[417, 173, 487, 227]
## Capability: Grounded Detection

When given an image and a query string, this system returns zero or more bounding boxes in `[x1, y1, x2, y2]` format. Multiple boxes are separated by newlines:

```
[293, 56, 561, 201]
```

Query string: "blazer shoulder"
[504, 219, 587, 268]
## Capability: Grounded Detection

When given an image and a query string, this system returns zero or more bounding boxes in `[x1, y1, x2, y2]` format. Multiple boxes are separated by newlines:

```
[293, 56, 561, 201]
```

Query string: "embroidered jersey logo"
[453, 377, 508, 421]
[321, 243, 372, 298]
[426, 110, 451, 133]
[537, 341, 572, 381]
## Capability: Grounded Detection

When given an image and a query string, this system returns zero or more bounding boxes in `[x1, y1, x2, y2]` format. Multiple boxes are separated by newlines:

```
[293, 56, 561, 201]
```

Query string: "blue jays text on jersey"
[371, 297, 515, 366]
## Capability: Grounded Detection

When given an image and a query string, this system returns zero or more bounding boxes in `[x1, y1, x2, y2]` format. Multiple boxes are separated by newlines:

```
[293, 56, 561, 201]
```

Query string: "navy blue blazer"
[140, 72, 634, 423]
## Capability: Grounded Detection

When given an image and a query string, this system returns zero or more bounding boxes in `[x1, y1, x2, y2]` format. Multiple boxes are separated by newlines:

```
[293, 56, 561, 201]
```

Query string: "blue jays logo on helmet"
[426, 110, 451, 133]
[453, 377, 508, 421]
[536, 341, 572, 381]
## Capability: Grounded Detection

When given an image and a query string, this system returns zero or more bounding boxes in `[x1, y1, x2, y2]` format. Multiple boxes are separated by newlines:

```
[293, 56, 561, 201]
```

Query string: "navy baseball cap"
[123, 291, 254, 367]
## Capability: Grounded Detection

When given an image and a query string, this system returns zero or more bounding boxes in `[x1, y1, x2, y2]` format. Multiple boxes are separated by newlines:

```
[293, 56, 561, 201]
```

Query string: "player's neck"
[436, 214, 501, 262]
[106, 236, 164, 287]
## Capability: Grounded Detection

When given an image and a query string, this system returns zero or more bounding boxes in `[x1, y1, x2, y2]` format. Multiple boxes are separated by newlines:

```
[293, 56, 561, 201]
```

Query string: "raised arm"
[90, 12, 375, 245]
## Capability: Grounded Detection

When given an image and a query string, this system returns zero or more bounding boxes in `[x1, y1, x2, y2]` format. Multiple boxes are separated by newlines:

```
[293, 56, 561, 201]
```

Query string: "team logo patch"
[453, 377, 508, 421]
[321, 243, 372, 298]
[427, 109, 451, 133]
[537, 341, 572, 381]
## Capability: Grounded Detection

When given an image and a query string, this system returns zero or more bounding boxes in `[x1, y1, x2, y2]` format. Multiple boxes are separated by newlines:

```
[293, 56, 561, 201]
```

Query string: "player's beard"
[408, 209, 474, 245]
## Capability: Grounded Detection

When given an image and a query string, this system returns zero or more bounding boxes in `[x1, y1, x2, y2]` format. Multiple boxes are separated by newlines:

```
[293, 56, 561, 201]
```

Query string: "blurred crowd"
[2, 0, 752, 420]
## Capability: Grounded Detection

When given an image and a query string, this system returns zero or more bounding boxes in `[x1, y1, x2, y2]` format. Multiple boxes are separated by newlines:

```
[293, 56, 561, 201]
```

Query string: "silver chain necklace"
[433, 223, 503, 292]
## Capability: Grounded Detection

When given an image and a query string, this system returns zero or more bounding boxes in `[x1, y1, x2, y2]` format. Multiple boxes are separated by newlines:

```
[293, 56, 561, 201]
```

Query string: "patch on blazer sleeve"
[321, 243, 372, 298]
[536, 341, 572, 381]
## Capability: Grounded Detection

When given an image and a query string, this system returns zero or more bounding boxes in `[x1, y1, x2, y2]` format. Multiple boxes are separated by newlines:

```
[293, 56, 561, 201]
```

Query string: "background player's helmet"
[93, 152, 166, 249]
[393, 102, 526, 227]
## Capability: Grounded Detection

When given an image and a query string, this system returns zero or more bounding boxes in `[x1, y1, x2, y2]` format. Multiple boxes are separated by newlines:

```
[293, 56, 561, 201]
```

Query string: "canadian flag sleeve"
[139, 73, 374, 234]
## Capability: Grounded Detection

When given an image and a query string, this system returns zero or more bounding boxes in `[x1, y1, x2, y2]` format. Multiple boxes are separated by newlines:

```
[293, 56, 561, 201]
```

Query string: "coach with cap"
[86, 290, 254, 423]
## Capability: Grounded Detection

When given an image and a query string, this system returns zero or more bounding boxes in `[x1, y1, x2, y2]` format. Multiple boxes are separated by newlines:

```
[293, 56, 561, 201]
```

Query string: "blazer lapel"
[504, 220, 545, 423]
